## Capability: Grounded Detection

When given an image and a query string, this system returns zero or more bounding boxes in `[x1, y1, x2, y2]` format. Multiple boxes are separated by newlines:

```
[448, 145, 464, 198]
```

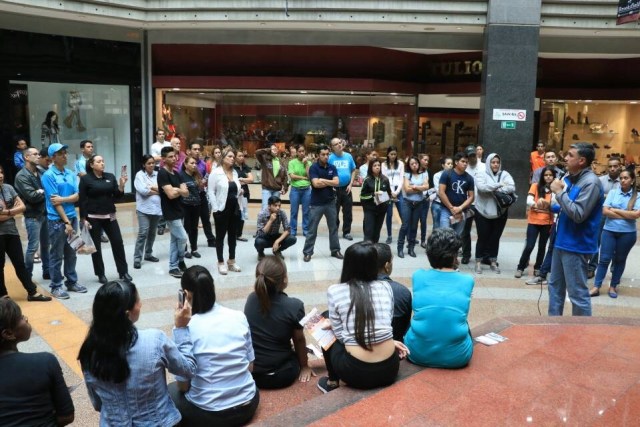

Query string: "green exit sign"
[501, 121, 516, 130]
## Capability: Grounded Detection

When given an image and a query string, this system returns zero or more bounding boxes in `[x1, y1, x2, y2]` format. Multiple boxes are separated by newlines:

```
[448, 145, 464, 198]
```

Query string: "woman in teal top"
[404, 228, 474, 368]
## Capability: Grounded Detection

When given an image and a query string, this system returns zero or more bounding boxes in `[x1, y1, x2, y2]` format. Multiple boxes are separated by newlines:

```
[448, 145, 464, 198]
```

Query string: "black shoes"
[184, 252, 192, 259]
[420, 241, 427, 249]
[133, 261, 141, 269]
[343, 234, 353, 241]
[120, 273, 133, 282]
[461, 257, 470, 265]
[398, 249, 404, 259]
[178, 261, 187, 272]
[98, 275, 108, 285]
[157, 228, 165, 236]
[28, 293, 52, 302]
[144, 256, 159, 262]
[408, 248, 416, 258]
[331, 251, 344, 260]
[43, 271, 51, 280]
[208, 239, 216, 247]
[303, 254, 311, 262]
[191, 251, 201, 258]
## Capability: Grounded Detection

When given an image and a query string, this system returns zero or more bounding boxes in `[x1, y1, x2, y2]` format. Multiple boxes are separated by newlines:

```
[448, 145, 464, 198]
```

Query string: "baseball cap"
[464, 145, 477, 156]
[48, 143, 69, 157]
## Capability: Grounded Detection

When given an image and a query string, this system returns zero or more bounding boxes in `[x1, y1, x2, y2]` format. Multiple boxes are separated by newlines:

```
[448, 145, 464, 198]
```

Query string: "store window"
[10, 81, 132, 190]
[155, 90, 416, 165]
[539, 100, 640, 174]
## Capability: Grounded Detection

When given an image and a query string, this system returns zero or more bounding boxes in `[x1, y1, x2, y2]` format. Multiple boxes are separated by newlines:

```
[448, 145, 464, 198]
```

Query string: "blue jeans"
[303, 202, 340, 256]
[398, 199, 423, 250]
[289, 187, 311, 237]
[418, 199, 430, 243]
[439, 206, 465, 235]
[166, 219, 187, 270]
[431, 201, 442, 231]
[24, 216, 49, 277]
[48, 217, 78, 290]
[548, 249, 591, 316]
[594, 230, 636, 288]
[262, 188, 281, 210]
[385, 194, 403, 238]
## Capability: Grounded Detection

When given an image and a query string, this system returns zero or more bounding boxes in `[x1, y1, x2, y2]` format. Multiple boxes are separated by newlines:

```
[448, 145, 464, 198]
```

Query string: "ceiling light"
[456, 27, 462, 30]
[631, 101, 638, 104]
[390, 92, 398, 96]
[423, 27, 436, 31]
[300, 91, 307, 94]
[585, 99, 592, 102]
[172, 88, 180, 91]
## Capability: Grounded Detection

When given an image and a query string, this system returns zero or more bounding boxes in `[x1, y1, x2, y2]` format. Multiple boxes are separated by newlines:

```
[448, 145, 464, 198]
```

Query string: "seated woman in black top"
[0, 296, 74, 426]
[244, 256, 314, 388]
[79, 155, 130, 284]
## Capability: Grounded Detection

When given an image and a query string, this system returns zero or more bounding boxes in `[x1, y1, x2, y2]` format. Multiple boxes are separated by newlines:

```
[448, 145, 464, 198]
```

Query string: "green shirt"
[287, 158, 312, 188]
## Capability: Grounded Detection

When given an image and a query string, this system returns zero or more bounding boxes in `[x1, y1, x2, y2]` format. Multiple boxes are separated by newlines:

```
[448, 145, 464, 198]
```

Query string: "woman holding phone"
[79, 155, 131, 284]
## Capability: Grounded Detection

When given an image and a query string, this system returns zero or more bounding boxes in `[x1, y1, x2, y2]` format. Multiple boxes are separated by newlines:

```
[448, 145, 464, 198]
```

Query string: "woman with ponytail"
[243, 256, 313, 388]
[78, 281, 196, 426]
[317, 241, 409, 393]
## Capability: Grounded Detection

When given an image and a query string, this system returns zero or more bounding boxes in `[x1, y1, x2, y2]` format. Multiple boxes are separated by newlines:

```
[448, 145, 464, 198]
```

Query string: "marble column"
[479, 0, 541, 217]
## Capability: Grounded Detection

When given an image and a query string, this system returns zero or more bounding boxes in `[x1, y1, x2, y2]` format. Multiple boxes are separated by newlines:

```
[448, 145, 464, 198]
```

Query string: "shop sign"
[501, 121, 516, 130]
[492, 109, 527, 121]
[428, 60, 482, 78]
[617, 0, 640, 24]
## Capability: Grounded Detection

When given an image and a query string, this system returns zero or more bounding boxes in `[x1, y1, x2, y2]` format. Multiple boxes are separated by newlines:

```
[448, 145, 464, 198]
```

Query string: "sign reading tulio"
[492, 109, 527, 122]
[617, 0, 640, 25]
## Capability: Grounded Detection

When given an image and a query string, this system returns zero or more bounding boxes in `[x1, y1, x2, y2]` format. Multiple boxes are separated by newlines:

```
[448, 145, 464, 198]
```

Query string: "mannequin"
[40, 111, 60, 148]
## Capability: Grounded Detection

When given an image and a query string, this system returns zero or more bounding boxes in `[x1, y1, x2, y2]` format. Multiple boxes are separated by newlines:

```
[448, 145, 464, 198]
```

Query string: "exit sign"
[501, 121, 516, 130]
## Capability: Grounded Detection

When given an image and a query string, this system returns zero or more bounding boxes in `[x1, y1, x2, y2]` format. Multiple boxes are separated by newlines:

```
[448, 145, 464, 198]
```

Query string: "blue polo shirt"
[328, 152, 355, 187]
[309, 161, 338, 206]
[42, 166, 78, 221]
[603, 188, 640, 233]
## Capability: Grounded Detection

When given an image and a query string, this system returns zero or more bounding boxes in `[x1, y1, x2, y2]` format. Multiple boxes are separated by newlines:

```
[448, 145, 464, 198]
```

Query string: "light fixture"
[456, 27, 462, 30]
[585, 99, 593, 102]
[390, 92, 398, 96]
[631, 101, 638, 104]
[300, 90, 307, 94]
[172, 88, 180, 91]
[423, 27, 436, 31]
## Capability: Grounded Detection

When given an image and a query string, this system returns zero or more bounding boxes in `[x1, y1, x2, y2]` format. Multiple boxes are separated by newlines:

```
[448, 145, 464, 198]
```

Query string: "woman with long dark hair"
[78, 281, 196, 426]
[170, 265, 259, 426]
[381, 146, 404, 244]
[180, 155, 202, 259]
[0, 297, 73, 426]
[79, 155, 130, 284]
[360, 158, 391, 243]
[397, 156, 429, 258]
[590, 168, 640, 298]
[133, 154, 162, 269]
[317, 241, 408, 393]
[207, 148, 242, 275]
[515, 166, 556, 278]
[40, 111, 60, 148]
[244, 256, 313, 389]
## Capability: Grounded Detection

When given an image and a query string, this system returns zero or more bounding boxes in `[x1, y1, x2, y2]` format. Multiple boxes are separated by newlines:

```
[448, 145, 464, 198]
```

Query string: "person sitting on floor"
[254, 196, 297, 260]
[317, 241, 409, 393]
[374, 243, 412, 342]
[0, 296, 74, 426]
[244, 256, 314, 389]
[404, 228, 474, 368]
[170, 266, 259, 427]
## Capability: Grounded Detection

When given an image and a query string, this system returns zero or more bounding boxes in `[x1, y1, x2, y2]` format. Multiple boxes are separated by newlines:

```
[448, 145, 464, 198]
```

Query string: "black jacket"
[79, 172, 123, 218]
[14, 167, 46, 218]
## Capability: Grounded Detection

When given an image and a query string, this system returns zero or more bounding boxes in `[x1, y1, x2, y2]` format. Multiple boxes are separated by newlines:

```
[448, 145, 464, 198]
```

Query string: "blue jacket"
[554, 168, 603, 254]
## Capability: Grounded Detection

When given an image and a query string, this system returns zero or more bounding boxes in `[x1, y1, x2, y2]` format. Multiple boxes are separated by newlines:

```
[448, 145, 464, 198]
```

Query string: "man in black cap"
[460, 145, 485, 264]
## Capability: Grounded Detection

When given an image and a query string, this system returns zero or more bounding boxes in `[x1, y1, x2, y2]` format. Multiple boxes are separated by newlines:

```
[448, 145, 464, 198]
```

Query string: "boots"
[397, 247, 404, 258]
[408, 247, 416, 258]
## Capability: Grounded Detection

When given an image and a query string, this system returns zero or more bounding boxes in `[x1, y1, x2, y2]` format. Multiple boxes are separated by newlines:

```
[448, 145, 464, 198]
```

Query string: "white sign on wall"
[492, 109, 527, 121]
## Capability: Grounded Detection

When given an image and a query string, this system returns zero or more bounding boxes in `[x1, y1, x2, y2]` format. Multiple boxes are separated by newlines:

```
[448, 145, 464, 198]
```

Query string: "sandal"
[589, 287, 600, 297]
[608, 287, 618, 299]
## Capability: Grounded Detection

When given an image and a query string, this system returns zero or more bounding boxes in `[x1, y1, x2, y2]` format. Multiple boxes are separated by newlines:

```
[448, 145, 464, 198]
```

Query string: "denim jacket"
[84, 328, 197, 427]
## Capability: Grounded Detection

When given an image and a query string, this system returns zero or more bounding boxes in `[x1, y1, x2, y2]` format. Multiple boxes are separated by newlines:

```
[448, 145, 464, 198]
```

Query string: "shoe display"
[169, 269, 183, 278]
[100, 235, 109, 243]
[27, 293, 52, 302]
[343, 234, 353, 241]
[178, 261, 187, 272]
[515, 270, 523, 278]
[317, 376, 339, 394]
[303, 254, 311, 262]
[97, 275, 108, 285]
[51, 287, 70, 299]
[331, 251, 344, 260]
[218, 264, 228, 275]
[227, 263, 241, 272]
[144, 256, 159, 262]
[66, 283, 87, 293]
[157, 228, 165, 236]
[191, 251, 201, 258]
[134, 261, 141, 269]
[119, 273, 133, 282]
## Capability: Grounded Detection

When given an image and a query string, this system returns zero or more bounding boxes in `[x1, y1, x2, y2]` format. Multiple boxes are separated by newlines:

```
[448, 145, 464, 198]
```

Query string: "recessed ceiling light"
[172, 88, 180, 91]
[300, 90, 307, 94]
[631, 101, 638, 104]
[557, 100, 564, 102]
[585, 99, 593, 102]
[456, 27, 462, 30]
[390, 92, 398, 96]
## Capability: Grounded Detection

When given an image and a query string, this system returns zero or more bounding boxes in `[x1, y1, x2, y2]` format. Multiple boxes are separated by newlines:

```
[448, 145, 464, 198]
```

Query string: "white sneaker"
[218, 264, 228, 275]
[227, 263, 241, 273]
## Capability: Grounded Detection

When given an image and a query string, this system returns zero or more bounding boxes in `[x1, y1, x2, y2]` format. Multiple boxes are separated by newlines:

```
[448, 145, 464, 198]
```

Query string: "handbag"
[492, 171, 517, 209]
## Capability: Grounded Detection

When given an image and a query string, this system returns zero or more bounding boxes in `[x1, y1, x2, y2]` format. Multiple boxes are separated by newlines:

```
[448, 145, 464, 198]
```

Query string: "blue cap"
[48, 143, 68, 157]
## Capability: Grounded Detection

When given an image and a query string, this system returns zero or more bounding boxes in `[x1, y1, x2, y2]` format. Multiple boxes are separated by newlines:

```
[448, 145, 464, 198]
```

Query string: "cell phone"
[178, 289, 185, 308]
[121, 165, 127, 176]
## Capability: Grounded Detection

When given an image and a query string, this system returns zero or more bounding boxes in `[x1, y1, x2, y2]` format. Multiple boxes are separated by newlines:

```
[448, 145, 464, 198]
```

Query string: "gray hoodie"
[475, 153, 516, 219]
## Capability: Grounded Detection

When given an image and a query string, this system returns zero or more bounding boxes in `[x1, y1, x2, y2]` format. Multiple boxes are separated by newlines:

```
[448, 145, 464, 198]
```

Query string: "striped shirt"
[327, 280, 394, 346]
[256, 207, 290, 237]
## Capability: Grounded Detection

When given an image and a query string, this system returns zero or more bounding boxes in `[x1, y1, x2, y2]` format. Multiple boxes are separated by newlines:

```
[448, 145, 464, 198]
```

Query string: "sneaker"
[515, 270, 523, 278]
[66, 283, 87, 293]
[169, 268, 183, 278]
[218, 264, 228, 275]
[227, 263, 241, 272]
[317, 376, 339, 393]
[178, 261, 187, 272]
[50, 287, 70, 299]
[526, 276, 544, 286]
[144, 256, 159, 262]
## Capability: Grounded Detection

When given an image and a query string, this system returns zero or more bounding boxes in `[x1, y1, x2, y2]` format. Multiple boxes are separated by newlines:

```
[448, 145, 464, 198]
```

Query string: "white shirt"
[207, 167, 241, 213]
[382, 161, 405, 195]
[134, 170, 161, 216]
[178, 304, 256, 411]
[150, 141, 172, 160]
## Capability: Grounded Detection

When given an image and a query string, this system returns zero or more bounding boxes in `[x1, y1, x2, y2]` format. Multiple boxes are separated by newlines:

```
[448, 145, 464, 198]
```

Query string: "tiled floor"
[7, 202, 640, 426]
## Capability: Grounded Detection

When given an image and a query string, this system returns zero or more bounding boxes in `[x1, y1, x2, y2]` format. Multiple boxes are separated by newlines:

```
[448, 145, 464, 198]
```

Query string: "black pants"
[213, 199, 239, 263]
[362, 202, 387, 243]
[335, 185, 353, 236]
[199, 192, 215, 243]
[87, 217, 128, 277]
[169, 383, 259, 427]
[461, 206, 477, 259]
[474, 211, 508, 262]
[254, 234, 297, 255]
[0, 234, 36, 297]
[322, 340, 399, 390]
[517, 223, 551, 271]
[252, 354, 300, 389]
[182, 204, 200, 251]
